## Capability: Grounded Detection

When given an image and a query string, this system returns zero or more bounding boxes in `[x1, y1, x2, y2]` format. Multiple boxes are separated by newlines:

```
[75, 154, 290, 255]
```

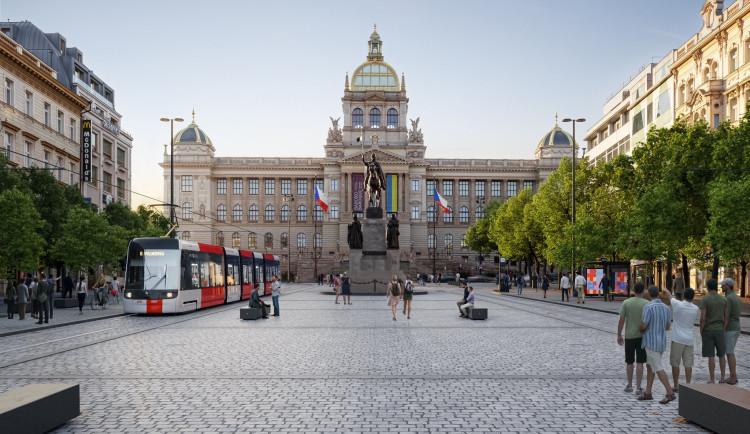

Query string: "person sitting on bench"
[460, 286, 475, 318]
[249, 286, 269, 318]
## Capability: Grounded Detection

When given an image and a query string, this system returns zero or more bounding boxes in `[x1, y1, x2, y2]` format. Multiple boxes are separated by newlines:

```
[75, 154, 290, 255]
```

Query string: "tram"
[123, 238, 280, 314]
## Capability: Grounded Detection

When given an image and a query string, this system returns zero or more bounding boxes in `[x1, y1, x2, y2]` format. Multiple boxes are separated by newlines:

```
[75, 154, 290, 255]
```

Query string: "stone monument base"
[347, 250, 406, 293]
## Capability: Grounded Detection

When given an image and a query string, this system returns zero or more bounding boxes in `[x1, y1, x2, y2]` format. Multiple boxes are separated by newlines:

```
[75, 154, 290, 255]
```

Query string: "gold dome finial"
[555, 112, 558, 127]
[374, 23, 376, 31]
[192, 108, 196, 123]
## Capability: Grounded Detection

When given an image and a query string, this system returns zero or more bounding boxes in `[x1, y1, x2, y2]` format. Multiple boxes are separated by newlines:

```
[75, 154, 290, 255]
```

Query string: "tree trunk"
[681, 253, 690, 284]
[711, 245, 720, 279]
[741, 259, 747, 298]
[666, 261, 673, 292]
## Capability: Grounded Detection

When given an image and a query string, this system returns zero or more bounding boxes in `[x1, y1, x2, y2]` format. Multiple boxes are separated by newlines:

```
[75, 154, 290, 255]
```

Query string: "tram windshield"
[126, 244, 181, 291]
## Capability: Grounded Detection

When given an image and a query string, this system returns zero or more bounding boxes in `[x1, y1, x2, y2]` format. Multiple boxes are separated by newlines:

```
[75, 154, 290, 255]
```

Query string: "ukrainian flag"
[386, 174, 398, 213]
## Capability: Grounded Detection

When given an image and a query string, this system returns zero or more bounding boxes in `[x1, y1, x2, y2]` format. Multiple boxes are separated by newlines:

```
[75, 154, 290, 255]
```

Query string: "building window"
[411, 179, 419, 191]
[427, 206, 436, 223]
[475, 180, 486, 197]
[181, 175, 193, 192]
[442, 180, 453, 196]
[459, 206, 469, 223]
[248, 205, 259, 222]
[182, 202, 193, 219]
[297, 179, 308, 195]
[25, 91, 32, 116]
[3, 132, 12, 160]
[314, 232, 322, 248]
[117, 147, 125, 167]
[313, 205, 323, 221]
[523, 181, 534, 191]
[217, 179, 227, 195]
[280, 233, 288, 248]
[428, 233, 436, 249]
[248, 233, 257, 248]
[281, 205, 290, 222]
[387, 108, 398, 128]
[444, 234, 453, 249]
[44, 103, 50, 126]
[248, 179, 259, 195]
[314, 179, 323, 192]
[101, 171, 112, 193]
[297, 233, 306, 248]
[265, 233, 273, 249]
[730, 48, 738, 73]
[330, 205, 339, 219]
[232, 179, 243, 195]
[265, 205, 275, 221]
[265, 179, 275, 195]
[352, 108, 363, 128]
[281, 179, 291, 195]
[217, 204, 226, 221]
[117, 178, 125, 200]
[443, 206, 453, 224]
[331, 178, 339, 191]
[730, 97, 738, 122]
[507, 181, 517, 197]
[5, 78, 12, 105]
[459, 180, 469, 196]
[412, 206, 420, 220]
[216, 232, 225, 247]
[69, 163, 76, 186]
[102, 139, 112, 157]
[426, 180, 436, 196]
[461, 234, 467, 248]
[297, 205, 307, 222]
[70, 119, 77, 141]
[90, 166, 98, 187]
[91, 131, 97, 152]
[43, 150, 50, 168]
[369, 108, 380, 128]
[232, 233, 241, 248]
[57, 111, 64, 133]
[182, 231, 191, 241]
[475, 206, 484, 220]
[232, 204, 242, 221]
[491, 181, 502, 197]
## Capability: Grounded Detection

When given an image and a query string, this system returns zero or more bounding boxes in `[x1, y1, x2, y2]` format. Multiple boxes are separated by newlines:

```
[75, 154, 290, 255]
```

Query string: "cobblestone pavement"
[0, 283, 747, 433]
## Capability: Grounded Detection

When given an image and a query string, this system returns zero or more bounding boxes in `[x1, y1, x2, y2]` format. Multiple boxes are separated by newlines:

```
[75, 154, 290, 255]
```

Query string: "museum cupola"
[367, 25, 383, 62]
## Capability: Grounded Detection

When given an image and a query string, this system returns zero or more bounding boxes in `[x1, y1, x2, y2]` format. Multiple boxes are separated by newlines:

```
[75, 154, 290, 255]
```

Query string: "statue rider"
[362, 152, 386, 207]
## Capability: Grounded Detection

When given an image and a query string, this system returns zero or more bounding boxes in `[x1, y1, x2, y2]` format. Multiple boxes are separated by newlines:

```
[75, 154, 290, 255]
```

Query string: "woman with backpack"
[387, 274, 401, 321]
[402, 274, 414, 319]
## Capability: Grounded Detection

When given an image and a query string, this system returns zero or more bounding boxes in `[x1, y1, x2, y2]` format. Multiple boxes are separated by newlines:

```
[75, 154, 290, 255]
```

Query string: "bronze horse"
[363, 153, 386, 208]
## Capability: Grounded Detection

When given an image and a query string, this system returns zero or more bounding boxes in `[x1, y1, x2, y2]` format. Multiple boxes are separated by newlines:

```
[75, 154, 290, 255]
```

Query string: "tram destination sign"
[81, 119, 92, 182]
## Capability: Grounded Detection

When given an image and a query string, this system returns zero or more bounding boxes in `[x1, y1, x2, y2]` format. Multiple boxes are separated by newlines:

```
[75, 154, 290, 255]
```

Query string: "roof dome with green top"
[350, 25, 400, 91]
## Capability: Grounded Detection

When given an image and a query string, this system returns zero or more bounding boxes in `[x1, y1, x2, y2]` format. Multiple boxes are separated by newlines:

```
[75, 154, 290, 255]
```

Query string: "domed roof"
[537, 116, 575, 148]
[350, 25, 400, 91]
[174, 113, 212, 145]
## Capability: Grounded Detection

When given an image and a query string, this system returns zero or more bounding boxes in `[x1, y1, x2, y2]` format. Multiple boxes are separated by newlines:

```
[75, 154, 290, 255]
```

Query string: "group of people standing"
[4, 273, 53, 323]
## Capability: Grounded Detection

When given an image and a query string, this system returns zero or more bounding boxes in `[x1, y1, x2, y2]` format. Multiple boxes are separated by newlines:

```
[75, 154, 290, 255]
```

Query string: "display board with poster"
[614, 271, 628, 294]
[586, 268, 604, 295]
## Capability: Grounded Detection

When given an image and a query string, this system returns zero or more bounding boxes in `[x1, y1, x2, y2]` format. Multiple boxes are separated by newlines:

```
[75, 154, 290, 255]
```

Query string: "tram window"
[200, 263, 212, 287]
[242, 264, 251, 285]
[211, 253, 225, 286]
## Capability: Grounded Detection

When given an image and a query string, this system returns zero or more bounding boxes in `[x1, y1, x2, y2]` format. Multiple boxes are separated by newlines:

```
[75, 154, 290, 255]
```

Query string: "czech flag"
[315, 185, 329, 212]
[434, 187, 450, 213]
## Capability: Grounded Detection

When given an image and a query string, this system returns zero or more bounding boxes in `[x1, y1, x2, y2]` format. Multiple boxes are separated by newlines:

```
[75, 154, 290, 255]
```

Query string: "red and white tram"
[123, 237, 280, 314]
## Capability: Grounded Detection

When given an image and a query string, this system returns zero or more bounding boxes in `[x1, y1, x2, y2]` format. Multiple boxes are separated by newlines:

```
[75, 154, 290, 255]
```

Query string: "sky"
[0, 0, 723, 208]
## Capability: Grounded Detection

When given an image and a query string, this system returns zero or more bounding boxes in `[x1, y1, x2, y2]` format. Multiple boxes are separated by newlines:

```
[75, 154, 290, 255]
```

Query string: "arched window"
[297, 205, 307, 222]
[730, 48, 738, 73]
[687, 78, 694, 99]
[182, 202, 192, 220]
[387, 109, 398, 128]
[217, 204, 226, 221]
[475, 206, 484, 220]
[248, 205, 258, 222]
[264, 232, 273, 249]
[216, 232, 224, 246]
[679, 85, 686, 106]
[314, 232, 322, 248]
[443, 206, 453, 224]
[232, 204, 242, 221]
[444, 234, 453, 249]
[232, 232, 241, 248]
[313, 205, 323, 221]
[459, 206, 469, 223]
[427, 206, 436, 223]
[369, 108, 380, 128]
[703, 67, 710, 83]
[712, 62, 718, 79]
[428, 233, 436, 249]
[181, 231, 191, 241]
[745, 37, 750, 65]
[281, 205, 290, 222]
[297, 233, 306, 248]
[280, 232, 288, 248]
[265, 205, 275, 221]
[248, 233, 257, 248]
[352, 108, 363, 128]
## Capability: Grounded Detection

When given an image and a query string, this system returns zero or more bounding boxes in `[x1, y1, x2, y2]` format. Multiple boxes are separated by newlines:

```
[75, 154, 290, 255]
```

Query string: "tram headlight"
[166, 292, 173, 298]
[125, 292, 132, 299]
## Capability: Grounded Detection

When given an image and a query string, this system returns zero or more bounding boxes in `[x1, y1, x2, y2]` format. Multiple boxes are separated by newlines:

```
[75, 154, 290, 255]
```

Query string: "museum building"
[164, 28, 574, 281]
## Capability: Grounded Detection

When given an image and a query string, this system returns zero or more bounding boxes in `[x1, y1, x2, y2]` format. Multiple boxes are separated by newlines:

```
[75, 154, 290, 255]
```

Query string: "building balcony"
[72, 75, 114, 110]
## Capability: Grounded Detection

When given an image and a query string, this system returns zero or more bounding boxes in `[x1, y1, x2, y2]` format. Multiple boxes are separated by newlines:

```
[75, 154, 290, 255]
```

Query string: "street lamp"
[561, 117, 585, 275]
[161, 117, 184, 233]
[283, 194, 294, 282]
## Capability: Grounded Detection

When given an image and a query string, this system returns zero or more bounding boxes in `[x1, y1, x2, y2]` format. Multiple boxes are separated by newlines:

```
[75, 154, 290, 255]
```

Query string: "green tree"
[465, 200, 500, 258]
[489, 188, 544, 276]
[708, 178, 750, 296]
[136, 205, 171, 237]
[0, 188, 45, 280]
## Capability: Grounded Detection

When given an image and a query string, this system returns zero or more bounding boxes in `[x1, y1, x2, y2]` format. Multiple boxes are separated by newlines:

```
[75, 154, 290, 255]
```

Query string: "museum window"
[426, 180, 436, 196]
[181, 175, 193, 192]
[4, 78, 12, 105]
[232, 233, 241, 248]
[233, 179, 243, 195]
[730, 48, 738, 73]
[331, 178, 339, 191]
[297, 179, 307, 195]
[182, 202, 192, 220]
[281, 205, 290, 222]
[442, 180, 453, 196]
[387, 108, 398, 128]
[248, 179, 259, 195]
[428, 233, 436, 249]
[265, 205, 275, 221]
[217, 179, 227, 195]
[217, 204, 226, 221]
[181, 231, 191, 241]
[412, 206, 420, 220]
[297, 233, 306, 248]
[313, 205, 323, 221]
[233, 204, 242, 221]
[216, 232, 224, 247]
[427, 206, 436, 223]
[444, 234, 453, 249]
[411, 179, 419, 191]
[330, 206, 339, 219]
[459, 206, 469, 223]
[352, 108, 363, 128]
[459, 180, 469, 196]
[280, 232, 288, 248]
[443, 206, 453, 224]
[265, 179, 275, 195]
[475, 180, 486, 197]
[507, 181, 517, 197]
[297, 205, 307, 222]
[248, 233, 257, 248]
[314, 232, 322, 248]
[523, 181, 534, 192]
[248, 205, 259, 222]
[265, 233, 273, 249]
[281, 179, 291, 195]
[491, 181, 502, 197]
[369, 108, 380, 128]
[461, 234, 467, 248]
[314, 179, 324, 192]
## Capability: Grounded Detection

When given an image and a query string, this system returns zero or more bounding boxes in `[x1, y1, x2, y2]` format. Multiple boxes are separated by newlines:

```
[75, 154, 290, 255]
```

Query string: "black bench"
[467, 307, 487, 320]
[0, 383, 79, 434]
[679, 383, 750, 434]
[240, 308, 264, 320]
[54, 297, 79, 308]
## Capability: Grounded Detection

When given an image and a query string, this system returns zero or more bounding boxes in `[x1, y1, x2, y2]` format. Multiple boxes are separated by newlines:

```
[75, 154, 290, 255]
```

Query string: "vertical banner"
[81, 119, 92, 182]
[614, 271, 628, 294]
[352, 173, 364, 212]
[386, 174, 398, 213]
[586, 268, 604, 295]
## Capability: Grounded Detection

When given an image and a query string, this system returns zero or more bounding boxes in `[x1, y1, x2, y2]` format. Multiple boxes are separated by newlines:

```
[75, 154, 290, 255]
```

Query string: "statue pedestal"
[347, 207, 402, 293]
[362, 210, 386, 255]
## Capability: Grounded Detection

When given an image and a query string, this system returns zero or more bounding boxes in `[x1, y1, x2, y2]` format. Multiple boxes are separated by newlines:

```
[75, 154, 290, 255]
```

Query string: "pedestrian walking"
[574, 271, 586, 304]
[673, 274, 685, 301]
[560, 272, 571, 302]
[76, 276, 87, 315]
[402, 274, 414, 319]
[271, 275, 281, 316]
[700, 278, 728, 384]
[29, 277, 38, 319]
[600, 273, 611, 302]
[110, 276, 120, 302]
[720, 278, 740, 385]
[387, 274, 401, 321]
[637, 285, 676, 404]
[541, 274, 549, 298]
[617, 282, 648, 396]
[15, 280, 28, 320]
[5, 281, 16, 319]
[516, 274, 524, 295]
[459, 286, 475, 318]
[62, 273, 74, 298]
[334, 274, 342, 304]
[36, 273, 50, 324]
[668, 288, 699, 392]
[341, 272, 352, 305]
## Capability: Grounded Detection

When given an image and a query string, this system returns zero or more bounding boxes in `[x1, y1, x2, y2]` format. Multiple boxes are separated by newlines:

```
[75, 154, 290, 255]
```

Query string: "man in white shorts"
[667, 288, 700, 392]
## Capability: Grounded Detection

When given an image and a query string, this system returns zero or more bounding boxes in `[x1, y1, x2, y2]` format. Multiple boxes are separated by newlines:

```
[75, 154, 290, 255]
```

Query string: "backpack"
[390, 282, 399, 296]
[405, 280, 414, 293]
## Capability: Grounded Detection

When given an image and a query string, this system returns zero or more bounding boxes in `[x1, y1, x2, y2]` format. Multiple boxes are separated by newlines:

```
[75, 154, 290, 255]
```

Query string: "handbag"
[572, 289, 578, 298]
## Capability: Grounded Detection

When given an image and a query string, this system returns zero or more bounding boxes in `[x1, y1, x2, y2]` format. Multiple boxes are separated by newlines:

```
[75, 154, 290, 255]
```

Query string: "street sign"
[500, 257, 506, 264]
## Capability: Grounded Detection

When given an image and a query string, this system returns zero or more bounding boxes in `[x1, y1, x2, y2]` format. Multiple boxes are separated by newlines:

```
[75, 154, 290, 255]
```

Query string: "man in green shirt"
[700, 278, 728, 384]
[617, 282, 650, 395]
[720, 278, 740, 385]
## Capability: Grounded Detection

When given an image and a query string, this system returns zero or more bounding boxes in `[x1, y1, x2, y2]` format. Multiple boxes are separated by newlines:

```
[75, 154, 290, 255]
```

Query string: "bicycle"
[90, 287, 109, 310]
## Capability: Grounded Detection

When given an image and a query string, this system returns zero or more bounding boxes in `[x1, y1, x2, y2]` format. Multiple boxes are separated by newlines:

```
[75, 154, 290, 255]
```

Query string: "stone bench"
[678, 383, 750, 434]
[240, 308, 264, 320]
[0, 383, 79, 434]
[467, 307, 487, 320]
[54, 297, 79, 308]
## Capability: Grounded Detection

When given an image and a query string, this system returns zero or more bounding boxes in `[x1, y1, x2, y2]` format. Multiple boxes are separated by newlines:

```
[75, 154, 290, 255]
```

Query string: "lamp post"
[283, 194, 294, 282]
[561, 117, 585, 275]
[160, 117, 184, 234]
